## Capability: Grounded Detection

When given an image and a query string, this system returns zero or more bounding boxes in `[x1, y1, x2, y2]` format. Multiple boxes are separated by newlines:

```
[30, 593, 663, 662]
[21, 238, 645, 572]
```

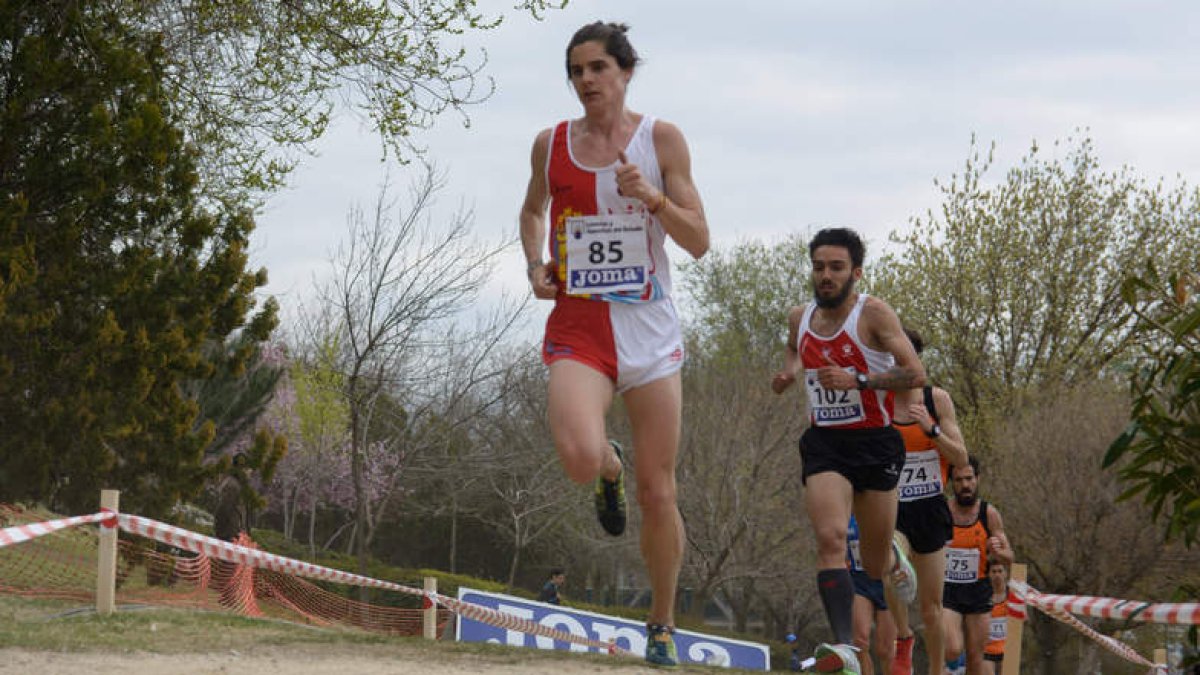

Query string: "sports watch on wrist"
[926, 423, 942, 439]
[854, 371, 869, 390]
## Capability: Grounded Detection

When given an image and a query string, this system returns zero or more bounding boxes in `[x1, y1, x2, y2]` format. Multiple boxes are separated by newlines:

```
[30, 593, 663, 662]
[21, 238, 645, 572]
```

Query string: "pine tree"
[0, 1, 276, 517]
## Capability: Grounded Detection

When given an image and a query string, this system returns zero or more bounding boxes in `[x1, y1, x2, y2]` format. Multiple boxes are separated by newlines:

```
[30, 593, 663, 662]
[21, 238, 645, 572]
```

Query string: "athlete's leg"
[805, 471, 855, 644]
[962, 612, 989, 675]
[912, 549, 947, 675]
[942, 606, 965, 665]
[547, 360, 618, 483]
[980, 658, 997, 675]
[852, 594, 877, 675]
[874, 606, 898, 671]
[624, 371, 683, 627]
[853, 488, 899, 580]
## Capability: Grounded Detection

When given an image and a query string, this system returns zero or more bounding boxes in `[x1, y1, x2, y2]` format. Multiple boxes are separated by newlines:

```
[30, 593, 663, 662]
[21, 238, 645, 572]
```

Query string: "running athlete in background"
[849, 515, 898, 675]
[886, 328, 969, 675]
[773, 227, 926, 675]
[942, 457, 1013, 675]
[518, 20, 709, 668]
[982, 558, 1011, 674]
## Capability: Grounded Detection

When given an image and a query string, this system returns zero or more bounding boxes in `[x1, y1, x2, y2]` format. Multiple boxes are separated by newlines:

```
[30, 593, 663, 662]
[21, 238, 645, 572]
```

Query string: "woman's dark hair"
[565, 21, 640, 78]
[808, 227, 865, 269]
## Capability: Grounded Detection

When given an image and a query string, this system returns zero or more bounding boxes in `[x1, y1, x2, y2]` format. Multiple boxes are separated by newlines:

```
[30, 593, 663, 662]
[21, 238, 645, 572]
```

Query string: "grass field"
[0, 595, 733, 674]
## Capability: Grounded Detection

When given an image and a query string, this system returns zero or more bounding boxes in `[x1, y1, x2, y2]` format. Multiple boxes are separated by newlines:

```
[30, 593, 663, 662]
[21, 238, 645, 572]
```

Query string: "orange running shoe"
[891, 634, 914, 675]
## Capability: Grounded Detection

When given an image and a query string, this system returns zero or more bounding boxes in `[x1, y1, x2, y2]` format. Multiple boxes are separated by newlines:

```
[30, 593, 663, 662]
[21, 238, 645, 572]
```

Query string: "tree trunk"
[449, 503, 458, 574]
[350, 404, 370, 603]
[307, 497, 318, 559]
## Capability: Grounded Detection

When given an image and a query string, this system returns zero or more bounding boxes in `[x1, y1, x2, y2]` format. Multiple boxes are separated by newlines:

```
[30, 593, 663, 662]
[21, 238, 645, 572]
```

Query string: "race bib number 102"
[565, 214, 650, 295]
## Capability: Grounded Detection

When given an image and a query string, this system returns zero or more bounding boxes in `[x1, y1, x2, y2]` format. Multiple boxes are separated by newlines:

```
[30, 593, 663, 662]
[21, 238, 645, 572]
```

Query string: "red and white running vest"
[545, 116, 669, 303]
[797, 294, 896, 429]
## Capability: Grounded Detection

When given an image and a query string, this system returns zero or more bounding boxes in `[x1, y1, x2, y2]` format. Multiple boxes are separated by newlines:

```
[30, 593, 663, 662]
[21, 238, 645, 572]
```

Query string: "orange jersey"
[945, 501, 990, 583]
[894, 421, 949, 501]
[985, 596, 1008, 656]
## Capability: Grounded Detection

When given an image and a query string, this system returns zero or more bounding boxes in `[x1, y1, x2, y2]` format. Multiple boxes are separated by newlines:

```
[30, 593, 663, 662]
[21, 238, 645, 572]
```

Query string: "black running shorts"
[943, 578, 992, 615]
[896, 496, 954, 555]
[799, 425, 906, 492]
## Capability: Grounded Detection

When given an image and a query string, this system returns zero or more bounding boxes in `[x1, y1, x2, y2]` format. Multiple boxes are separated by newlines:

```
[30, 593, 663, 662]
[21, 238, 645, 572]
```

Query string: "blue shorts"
[851, 569, 887, 611]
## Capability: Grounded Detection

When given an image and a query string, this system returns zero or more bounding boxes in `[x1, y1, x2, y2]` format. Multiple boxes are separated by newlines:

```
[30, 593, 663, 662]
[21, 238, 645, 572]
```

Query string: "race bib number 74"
[565, 214, 650, 295]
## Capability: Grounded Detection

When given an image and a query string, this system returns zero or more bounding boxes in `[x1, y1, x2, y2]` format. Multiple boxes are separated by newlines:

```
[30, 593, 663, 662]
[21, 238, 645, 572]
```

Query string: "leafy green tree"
[679, 233, 811, 365]
[1106, 267, 1200, 546]
[0, 1, 276, 517]
[875, 135, 1200, 442]
[189, 336, 284, 459]
[118, 0, 568, 199]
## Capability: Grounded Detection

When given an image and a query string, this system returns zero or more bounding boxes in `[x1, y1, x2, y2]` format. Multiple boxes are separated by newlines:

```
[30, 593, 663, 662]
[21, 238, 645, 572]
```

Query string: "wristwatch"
[854, 371, 869, 390]
[926, 424, 942, 439]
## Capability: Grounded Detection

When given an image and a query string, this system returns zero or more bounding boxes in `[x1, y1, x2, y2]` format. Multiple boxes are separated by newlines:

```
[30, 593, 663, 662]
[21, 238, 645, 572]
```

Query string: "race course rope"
[3, 509, 631, 657]
[1009, 580, 1175, 674]
[0, 512, 112, 548]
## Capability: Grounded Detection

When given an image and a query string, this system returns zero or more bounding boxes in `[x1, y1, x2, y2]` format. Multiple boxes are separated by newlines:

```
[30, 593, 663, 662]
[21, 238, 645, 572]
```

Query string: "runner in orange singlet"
[942, 457, 1013, 675]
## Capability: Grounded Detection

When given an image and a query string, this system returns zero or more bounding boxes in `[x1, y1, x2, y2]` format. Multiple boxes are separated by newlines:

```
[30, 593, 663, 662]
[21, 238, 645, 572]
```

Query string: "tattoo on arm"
[870, 366, 923, 391]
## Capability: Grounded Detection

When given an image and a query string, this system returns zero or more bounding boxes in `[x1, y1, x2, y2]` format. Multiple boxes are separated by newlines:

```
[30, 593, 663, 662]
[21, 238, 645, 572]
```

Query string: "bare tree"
[677, 348, 809, 632]
[302, 164, 528, 584]
[985, 379, 1197, 674]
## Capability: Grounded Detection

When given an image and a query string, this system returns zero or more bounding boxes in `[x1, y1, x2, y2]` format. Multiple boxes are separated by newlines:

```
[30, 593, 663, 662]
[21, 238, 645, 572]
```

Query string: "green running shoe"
[811, 643, 861, 674]
[644, 623, 678, 667]
[593, 440, 626, 536]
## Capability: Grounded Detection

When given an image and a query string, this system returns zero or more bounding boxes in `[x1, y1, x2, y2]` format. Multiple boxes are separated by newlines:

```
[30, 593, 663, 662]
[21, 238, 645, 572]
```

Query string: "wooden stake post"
[96, 489, 120, 616]
[423, 576, 438, 640]
[1001, 562, 1027, 675]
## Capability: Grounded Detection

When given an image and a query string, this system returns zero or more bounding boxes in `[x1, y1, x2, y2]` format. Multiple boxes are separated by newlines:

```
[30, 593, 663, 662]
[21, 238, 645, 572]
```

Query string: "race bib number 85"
[565, 214, 650, 295]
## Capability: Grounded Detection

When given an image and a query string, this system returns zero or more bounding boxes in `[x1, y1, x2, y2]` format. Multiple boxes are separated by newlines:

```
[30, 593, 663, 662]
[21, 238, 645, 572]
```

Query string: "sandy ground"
[0, 645, 712, 675]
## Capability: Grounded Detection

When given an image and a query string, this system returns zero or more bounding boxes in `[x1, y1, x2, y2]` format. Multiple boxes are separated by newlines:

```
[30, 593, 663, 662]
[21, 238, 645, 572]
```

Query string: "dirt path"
[0, 644, 715, 674]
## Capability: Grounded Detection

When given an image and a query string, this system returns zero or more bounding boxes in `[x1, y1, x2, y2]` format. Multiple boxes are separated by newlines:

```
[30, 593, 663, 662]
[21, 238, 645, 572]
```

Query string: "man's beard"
[813, 278, 854, 309]
[955, 491, 978, 507]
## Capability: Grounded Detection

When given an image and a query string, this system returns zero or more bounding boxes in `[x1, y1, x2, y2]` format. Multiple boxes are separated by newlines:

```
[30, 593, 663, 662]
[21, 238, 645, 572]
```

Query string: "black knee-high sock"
[816, 568, 854, 645]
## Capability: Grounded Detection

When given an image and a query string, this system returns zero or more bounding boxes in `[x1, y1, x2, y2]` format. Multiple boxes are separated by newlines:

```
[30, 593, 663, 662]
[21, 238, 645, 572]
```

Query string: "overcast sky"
[252, 1, 1200, 338]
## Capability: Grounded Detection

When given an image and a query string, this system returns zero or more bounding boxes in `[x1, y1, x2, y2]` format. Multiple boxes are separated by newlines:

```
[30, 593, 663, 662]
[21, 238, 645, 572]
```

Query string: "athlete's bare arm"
[771, 305, 806, 394]
[860, 297, 926, 391]
[519, 129, 557, 299]
[649, 120, 708, 259]
[908, 387, 969, 469]
[985, 505, 1015, 566]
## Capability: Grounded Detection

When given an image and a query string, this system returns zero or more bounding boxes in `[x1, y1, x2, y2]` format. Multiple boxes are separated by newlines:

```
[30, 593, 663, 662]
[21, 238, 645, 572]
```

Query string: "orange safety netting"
[0, 504, 450, 636]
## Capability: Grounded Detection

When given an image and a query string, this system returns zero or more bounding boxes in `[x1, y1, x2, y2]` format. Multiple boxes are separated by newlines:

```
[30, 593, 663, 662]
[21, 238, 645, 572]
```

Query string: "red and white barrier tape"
[1009, 580, 1199, 625]
[4, 510, 631, 655]
[0, 511, 113, 548]
[116, 513, 632, 656]
[1005, 589, 1027, 621]
[1010, 581, 1168, 674]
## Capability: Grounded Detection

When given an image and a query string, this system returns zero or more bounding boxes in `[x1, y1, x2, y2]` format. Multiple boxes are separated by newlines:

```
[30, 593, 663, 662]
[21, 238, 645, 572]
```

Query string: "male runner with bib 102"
[772, 227, 926, 675]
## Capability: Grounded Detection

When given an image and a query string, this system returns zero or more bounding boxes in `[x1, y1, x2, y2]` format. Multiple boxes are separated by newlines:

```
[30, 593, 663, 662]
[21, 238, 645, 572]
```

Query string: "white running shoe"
[890, 534, 917, 606]
[811, 643, 861, 674]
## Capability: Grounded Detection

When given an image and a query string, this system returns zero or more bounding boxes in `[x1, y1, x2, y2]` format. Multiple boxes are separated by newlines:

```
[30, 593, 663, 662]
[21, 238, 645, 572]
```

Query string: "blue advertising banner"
[455, 587, 771, 670]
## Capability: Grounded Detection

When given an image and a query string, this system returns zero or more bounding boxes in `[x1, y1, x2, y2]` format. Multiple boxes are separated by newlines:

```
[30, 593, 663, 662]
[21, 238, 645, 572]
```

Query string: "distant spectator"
[538, 568, 566, 605]
[213, 453, 249, 542]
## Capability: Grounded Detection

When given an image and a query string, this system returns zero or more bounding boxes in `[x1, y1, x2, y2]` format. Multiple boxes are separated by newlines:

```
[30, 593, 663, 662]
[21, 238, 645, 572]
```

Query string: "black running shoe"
[593, 440, 626, 536]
